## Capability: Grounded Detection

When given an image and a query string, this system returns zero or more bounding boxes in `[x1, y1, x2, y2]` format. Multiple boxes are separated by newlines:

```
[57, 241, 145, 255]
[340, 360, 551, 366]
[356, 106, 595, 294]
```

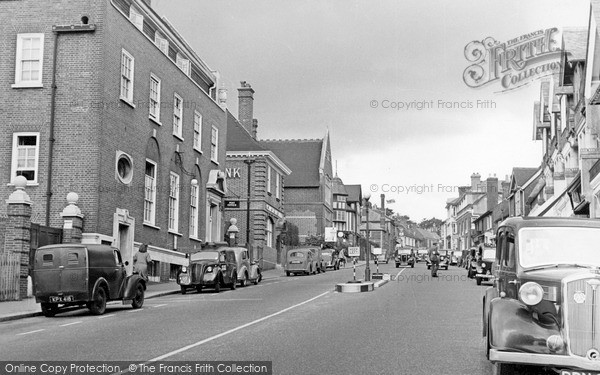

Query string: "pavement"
[0, 260, 375, 322]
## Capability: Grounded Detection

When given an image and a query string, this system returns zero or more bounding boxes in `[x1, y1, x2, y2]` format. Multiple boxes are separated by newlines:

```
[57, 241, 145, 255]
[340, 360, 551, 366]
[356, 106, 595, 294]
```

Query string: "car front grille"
[565, 276, 600, 357]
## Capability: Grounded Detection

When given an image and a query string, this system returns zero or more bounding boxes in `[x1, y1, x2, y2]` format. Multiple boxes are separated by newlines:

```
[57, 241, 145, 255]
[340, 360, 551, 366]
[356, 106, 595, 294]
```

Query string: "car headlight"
[519, 282, 544, 306]
[481, 263, 486, 268]
[206, 266, 213, 273]
[181, 266, 187, 273]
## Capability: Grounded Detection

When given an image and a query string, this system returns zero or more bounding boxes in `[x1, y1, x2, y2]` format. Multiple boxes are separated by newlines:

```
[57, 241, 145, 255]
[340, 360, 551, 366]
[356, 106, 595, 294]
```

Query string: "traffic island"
[335, 281, 374, 293]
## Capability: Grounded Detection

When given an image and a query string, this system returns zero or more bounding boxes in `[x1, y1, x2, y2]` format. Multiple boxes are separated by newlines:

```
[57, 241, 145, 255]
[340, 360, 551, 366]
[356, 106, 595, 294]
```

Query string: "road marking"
[395, 268, 407, 280]
[98, 314, 116, 319]
[59, 321, 81, 327]
[153, 304, 167, 308]
[149, 291, 330, 362]
[126, 309, 144, 313]
[17, 329, 45, 336]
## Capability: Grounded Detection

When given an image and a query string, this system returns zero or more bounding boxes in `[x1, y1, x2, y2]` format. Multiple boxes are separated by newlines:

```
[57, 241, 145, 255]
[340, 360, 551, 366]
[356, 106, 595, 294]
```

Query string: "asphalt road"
[0, 261, 495, 375]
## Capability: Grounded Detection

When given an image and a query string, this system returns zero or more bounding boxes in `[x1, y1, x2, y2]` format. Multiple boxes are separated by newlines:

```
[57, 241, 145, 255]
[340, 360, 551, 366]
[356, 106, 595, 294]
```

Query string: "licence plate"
[290, 260, 302, 264]
[559, 371, 600, 375]
[50, 295, 73, 303]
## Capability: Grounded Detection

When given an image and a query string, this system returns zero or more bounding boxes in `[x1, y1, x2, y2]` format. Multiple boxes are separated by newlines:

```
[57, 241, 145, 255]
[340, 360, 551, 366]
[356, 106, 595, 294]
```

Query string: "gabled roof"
[345, 184, 362, 203]
[261, 138, 324, 187]
[562, 27, 588, 62]
[510, 167, 539, 192]
[226, 111, 266, 152]
[332, 176, 347, 196]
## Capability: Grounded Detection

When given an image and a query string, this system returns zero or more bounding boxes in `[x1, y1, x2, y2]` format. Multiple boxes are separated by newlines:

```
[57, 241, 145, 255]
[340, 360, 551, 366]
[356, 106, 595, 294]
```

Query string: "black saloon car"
[177, 249, 237, 293]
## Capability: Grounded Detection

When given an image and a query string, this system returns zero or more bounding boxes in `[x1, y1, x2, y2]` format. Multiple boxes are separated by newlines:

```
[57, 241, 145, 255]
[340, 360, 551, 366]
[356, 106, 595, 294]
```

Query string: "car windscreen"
[482, 249, 495, 260]
[192, 251, 219, 261]
[519, 227, 600, 268]
[289, 252, 305, 258]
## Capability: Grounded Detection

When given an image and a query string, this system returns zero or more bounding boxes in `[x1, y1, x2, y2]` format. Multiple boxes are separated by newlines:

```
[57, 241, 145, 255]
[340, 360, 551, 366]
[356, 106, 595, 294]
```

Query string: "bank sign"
[463, 28, 562, 92]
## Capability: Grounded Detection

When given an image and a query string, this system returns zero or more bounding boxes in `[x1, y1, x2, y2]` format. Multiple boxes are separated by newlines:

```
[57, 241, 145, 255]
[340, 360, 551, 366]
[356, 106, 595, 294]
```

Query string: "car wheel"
[476, 277, 482, 286]
[231, 274, 237, 290]
[180, 285, 187, 295]
[214, 279, 221, 293]
[411, 264, 414, 268]
[286, 271, 291, 277]
[240, 273, 247, 287]
[88, 287, 107, 315]
[396, 264, 399, 268]
[257, 272, 262, 283]
[196, 284, 203, 293]
[427, 265, 431, 270]
[131, 283, 145, 309]
[41, 303, 58, 317]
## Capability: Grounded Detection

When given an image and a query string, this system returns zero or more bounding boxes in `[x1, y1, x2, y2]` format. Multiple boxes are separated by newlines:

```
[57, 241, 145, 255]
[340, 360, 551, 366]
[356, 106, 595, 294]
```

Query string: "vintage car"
[483, 217, 600, 374]
[426, 249, 450, 270]
[308, 248, 326, 273]
[230, 247, 262, 286]
[285, 248, 317, 276]
[33, 244, 146, 317]
[416, 249, 428, 263]
[177, 249, 238, 294]
[395, 249, 415, 268]
[474, 247, 496, 285]
[450, 251, 461, 266]
[321, 249, 340, 270]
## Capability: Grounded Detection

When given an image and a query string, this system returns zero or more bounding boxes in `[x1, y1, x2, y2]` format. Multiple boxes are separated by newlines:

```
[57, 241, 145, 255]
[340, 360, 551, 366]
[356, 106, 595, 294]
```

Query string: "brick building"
[0, 0, 228, 281]
[261, 133, 334, 243]
[223, 82, 291, 268]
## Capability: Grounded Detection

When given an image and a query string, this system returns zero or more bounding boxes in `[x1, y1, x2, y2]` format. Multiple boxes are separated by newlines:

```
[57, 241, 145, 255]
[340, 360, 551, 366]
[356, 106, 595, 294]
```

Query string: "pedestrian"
[133, 243, 152, 281]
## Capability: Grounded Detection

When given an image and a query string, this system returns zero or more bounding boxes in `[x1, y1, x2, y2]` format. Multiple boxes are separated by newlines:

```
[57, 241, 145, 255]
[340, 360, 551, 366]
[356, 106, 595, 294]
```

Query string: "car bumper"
[475, 273, 494, 280]
[489, 349, 600, 371]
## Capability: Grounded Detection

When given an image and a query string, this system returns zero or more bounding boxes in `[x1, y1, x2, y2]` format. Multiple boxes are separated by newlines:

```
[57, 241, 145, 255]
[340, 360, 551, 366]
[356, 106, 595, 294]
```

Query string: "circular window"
[116, 153, 133, 184]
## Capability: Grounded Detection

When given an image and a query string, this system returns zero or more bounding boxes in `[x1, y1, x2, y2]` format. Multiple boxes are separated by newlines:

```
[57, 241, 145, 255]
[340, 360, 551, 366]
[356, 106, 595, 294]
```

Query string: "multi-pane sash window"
[211, 126, 219, 162]
[11, 133, 39, 183]
[173, 93, 183, 138]
[176, 54, 190, 75]
[14, 34, 44, 87]
[275, 173, 281, 199]
[168, 172, 180, 232]
[144, 160, 157, 224]
[266, 219, 274, 248]
[120, 49, 134, 102]
[155, 34, 169, 55]
[129, 6, 144, 30]
[193, 111, 202, 151]
[149, 75, 161, 120]
[189, 183, 199, 238]
[267, 166, 272, 194]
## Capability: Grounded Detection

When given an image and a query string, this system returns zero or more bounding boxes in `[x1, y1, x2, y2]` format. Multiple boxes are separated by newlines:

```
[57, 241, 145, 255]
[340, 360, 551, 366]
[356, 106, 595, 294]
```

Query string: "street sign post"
[347, 246, 360, 282]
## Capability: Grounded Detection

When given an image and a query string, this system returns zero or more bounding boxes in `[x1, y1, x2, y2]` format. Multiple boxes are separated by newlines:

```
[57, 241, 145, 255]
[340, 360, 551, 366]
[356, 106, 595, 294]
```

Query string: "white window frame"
[144, 159, 157, 225]
[176, 53, 190, 76]
[210, 126, 219, 162]
[168, 172, 180, 233]
[13, 33, 45, 88]
[275, 172, 281, 199]
[11, 132, 40, 185]
[266, 165, 272, 194]
[189, 182, 199, 239]
[266, 219, 274, 248]
[149, 74, 161, 122]
[120, 49, 135, 104]
[129, 6, 144, 31]
[193, 111, 202, 152]
[173, 93, 183, 139]
[155, 34, 169, 55]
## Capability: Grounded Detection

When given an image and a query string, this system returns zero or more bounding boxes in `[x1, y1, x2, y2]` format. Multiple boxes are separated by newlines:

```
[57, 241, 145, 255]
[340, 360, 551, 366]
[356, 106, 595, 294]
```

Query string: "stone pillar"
[61, 192, 84, 244]
[4, 176, 33, 300]
[226, 218, 239, 247]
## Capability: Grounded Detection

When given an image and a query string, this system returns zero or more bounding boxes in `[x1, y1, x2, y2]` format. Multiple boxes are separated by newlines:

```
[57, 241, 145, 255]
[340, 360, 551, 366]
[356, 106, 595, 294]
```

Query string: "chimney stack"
[486, 176, 499, 211]
[238, 81, 255, 135]
[252, 119, 258, 140]
[471, 173, 481, 191]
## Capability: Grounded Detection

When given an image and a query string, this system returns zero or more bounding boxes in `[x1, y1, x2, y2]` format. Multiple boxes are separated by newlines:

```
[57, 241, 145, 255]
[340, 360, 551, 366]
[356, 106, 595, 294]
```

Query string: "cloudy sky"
[153, 0, 590, 221]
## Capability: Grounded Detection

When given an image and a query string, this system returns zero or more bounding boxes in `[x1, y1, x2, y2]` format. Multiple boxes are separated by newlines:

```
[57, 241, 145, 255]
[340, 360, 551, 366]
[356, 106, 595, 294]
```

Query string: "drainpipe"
[46, 22, 95, 226]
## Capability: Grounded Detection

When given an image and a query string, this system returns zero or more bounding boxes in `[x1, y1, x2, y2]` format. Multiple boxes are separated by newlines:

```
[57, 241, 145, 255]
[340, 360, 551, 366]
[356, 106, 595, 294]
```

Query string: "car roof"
[499, 216, 600, 230]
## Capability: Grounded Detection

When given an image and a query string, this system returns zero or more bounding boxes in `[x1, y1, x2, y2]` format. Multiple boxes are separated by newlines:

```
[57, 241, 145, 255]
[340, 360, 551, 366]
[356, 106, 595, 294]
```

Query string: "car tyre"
[41, 303, 58, 317]
[411, 264, 414, 268]
[476, 277, 482, 286]
[131, 283, 145, 309]
[214, 278, 221, 293]
[181, 285, 187, 295]
[88, 287, 107, 315]
[286, 271, 291, 276]
[196, 284, 202, 293]
[396, 264, 399, 268]
[231, 274, 237, 290]
[492, 362, 518, 375]
[240, 273, 248, 287]
[257, 272, 262, 283]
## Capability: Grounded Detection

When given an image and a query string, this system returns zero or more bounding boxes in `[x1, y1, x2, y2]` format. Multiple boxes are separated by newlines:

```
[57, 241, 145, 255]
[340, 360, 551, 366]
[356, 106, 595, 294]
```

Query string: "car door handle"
[508, 280, 518, 285]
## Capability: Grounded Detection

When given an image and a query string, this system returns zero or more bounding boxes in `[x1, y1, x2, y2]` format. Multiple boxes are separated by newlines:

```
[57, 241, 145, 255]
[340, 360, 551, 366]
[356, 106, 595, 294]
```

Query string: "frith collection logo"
[463, 28, 562, 92]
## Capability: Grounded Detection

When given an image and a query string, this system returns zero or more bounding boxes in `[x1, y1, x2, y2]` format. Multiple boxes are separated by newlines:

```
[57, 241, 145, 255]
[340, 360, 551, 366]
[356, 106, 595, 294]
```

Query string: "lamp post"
[364, 192, 371, 281]
[243, 158, 256, 259]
